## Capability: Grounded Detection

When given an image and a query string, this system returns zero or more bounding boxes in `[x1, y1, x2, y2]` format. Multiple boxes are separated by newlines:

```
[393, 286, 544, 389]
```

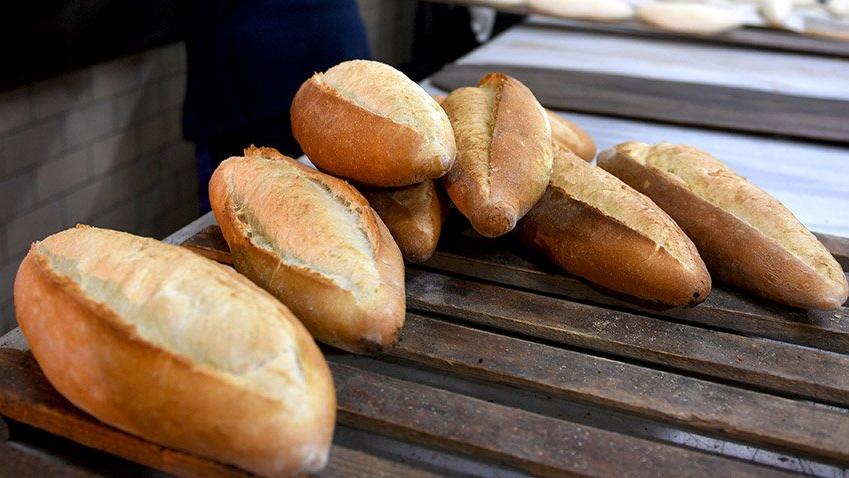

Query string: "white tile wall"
[0, 42, 197, 335]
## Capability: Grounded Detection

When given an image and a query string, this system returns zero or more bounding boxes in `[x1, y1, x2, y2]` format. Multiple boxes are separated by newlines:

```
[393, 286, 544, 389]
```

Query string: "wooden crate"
[1, 219, 848, 476]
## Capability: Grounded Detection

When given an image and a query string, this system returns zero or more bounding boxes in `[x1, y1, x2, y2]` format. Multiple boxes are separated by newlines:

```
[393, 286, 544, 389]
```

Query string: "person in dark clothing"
[179, 0, 371, 211]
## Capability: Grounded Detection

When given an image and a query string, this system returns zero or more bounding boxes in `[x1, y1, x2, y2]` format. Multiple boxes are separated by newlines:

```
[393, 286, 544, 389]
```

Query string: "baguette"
[637, 3, 743, 35]
[361, 180, 447, 263]
[210, 146, 405, 353]
[547, 110, 596, 162]
[599, 142, 849, 310]
[437, 93, 595, 161]
[520, 147, 711, 306]
[14, 226, 335, 477]
[291, 60, 456, 187]
[529, 0, 634, 21]
[441, 72, 553, 237]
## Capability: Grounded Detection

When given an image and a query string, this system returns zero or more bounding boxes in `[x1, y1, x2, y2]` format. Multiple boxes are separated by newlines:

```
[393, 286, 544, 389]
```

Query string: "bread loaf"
[547, 110, 596, 162]
[441, 72, 553, 237]
[361, 180, 447, 263]
[438, 93, 595, 161]
[14, 226, 335, 477]
[529, 0, 634, 21]
[599, 142, 849, 310]
[637, 3, 743, 35]
[520, 147, 711, 306]
[291, 60, 456, 187]
[210, 146, 405, 353]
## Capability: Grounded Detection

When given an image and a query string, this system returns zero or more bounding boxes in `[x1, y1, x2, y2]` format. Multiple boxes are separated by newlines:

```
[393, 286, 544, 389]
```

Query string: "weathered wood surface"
[425, 232, 849, 353]
[328, 361, 796, 477]
[386, 314, 849, 464]
[0, 348, 434, 478]
[430, 63, 849, 144]
[406, 268, 849, 407]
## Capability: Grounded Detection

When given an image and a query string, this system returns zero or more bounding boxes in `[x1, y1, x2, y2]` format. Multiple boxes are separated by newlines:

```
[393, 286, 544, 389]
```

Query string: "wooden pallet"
[3, 219, 848, 476]
[431, 63, 849, 145]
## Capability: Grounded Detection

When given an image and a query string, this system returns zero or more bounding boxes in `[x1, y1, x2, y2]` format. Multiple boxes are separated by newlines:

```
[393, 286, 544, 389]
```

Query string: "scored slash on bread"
[291, 60, 456, 187]
[209, 146, 406, 353]
[441, 73, 554, 238]
[361, 180, 448, 264]
[599, 142, 849, 310]
[14, 226, 336, 477]
[520, 147, 711, 307]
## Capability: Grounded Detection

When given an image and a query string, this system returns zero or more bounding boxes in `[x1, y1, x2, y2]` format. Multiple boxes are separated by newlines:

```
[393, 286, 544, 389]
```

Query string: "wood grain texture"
[0, 348, 432, 478]
[425, 232, 849, 353]
[405, 268, 849, 407]
[430, 63, 849, 144]
[386, 314, 849, 464]
[0, 442, 95, 478]
[329, 361, 795, 478]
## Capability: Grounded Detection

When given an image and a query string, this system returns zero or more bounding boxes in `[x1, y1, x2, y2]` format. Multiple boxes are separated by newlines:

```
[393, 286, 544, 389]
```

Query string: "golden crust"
[291, 61, 455, 187]
[210, 147, 406, 353]
[520, 148, 711, 306]
[442, 72, 553, 237]
[14, 226, 335, 477]
[547, 110, 596, 161]
[599, 142, 848, 309]
[362, 180, 447, 263]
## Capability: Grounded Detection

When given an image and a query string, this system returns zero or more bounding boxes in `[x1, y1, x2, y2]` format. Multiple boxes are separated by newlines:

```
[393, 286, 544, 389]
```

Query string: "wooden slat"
[0, 349, 431, 478]
[180, 225, 849, 354]
[328, 361, 795, 477]
[386, 314, 849, 464]
[405, 268, 849, 407]
[424, 233, 849, 354]
[430, 63, 849, 144]
[525, 17, 849, 59]
[0, 442, 96, 478]
[816, 232, 849, 270]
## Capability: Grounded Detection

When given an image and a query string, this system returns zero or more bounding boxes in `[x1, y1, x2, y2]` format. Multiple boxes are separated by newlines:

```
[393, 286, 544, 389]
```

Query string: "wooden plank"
[430, 63, 849, 144]
[180, 225, 849, 354]
[386, 314, 849, 464]
[405, 268, 849, 407]
[424, 233, 849, 354]
[0, 349, 431, 478]
[328, 361, 797, 477]
[0, 442, 96, 478]
[525, 17, 849, 59]
[319, 446, 439, 478]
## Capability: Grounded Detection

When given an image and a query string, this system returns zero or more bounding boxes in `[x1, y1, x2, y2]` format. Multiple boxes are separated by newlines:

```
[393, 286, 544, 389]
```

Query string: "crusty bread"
[547, 110, 596, 162]
[209, 146, 405, 353]
[441, 72, 553, 237]
[637, 3, 743, 35]
[14, 226, 335, 477]
[529, 0, 634, 21]
[520, 147, 711, 306]
[291, 60, 456, 187]
[599, 142, 849, 310]
[438, 93, 594, 161]
[361, 180, 447, 263]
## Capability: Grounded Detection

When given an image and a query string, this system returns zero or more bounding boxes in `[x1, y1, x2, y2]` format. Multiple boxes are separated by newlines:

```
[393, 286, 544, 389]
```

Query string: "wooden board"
[6, 223, 849, 476]
[0, 348, 436, 478]
[0, 442, 96, 478]
[430, 63, 849, 144]
[0, 348, 795, 478]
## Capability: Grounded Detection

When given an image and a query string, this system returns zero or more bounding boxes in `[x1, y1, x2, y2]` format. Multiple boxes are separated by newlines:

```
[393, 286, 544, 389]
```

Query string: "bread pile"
[12, 59, 847, 477]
